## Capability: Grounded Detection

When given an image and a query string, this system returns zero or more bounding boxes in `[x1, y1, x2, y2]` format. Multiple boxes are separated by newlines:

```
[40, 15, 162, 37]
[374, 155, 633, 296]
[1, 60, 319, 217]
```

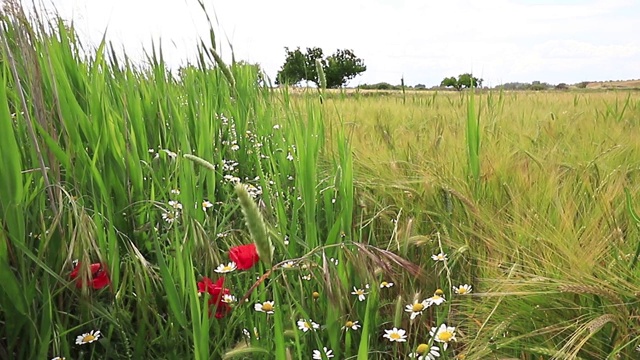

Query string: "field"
[2, 10, 640, 360]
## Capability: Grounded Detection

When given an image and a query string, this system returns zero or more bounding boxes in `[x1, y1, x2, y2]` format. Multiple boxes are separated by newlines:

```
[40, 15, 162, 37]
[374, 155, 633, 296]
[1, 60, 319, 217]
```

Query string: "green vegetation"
[3, 5, 640, 360]
[440, 73, 483, 90]
[275, 47, 366, 88]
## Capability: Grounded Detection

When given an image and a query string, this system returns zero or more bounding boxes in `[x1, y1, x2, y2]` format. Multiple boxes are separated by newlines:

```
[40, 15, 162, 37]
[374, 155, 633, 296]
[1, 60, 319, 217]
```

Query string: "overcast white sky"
[36, 0, 640, 87]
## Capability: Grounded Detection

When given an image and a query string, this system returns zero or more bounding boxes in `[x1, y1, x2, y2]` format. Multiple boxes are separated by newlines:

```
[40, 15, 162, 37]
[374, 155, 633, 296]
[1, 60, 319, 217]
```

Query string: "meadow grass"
[2, 5, 640, 360]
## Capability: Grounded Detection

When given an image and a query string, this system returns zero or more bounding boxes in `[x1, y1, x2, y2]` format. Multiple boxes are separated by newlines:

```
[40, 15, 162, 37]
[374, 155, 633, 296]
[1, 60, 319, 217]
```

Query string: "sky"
[33, 0, 640, 87]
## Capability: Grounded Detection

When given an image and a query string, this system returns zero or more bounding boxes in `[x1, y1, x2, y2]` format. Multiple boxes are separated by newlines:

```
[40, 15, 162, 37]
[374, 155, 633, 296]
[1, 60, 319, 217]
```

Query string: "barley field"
[2, 8, 640, 360]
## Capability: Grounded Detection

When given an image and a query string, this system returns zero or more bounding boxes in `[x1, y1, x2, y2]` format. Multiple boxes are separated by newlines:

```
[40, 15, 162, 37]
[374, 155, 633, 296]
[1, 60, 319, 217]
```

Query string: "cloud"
[39, 0, 640, 85]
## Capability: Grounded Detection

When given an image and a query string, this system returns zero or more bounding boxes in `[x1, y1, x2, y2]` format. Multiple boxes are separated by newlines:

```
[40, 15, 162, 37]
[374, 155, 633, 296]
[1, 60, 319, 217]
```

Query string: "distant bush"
[575, 81, 590, 89]
[358, 82, 401, 90]
[555, 83, 569, 90]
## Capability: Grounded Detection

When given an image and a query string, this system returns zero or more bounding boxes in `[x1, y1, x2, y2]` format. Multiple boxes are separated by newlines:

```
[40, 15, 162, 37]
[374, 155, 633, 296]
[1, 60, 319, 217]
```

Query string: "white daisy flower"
[202, 200, 213, 211]
[454, 284, 473, 295]
[431, 253, 447, 261]
[297, 319, 320, 332]
[221, 294, 236, 303]
[286, 153, 294, 161]
[426, 289, 446, 306]
[75, 330, 101, 345]
[301, 274, 312, 281]
[351, 286, 368, 301]
[168, 200, 183, 210]
[51, 357, 66, 360]
[430, 324, 457, 350]
[254, 301, 275, 314]
[162, 211, 178, 223]
[215, 262, 237, 273]
[312, 347, 334, 359]
[281, 261, 296, 269]
[342, 320, 361, 331]
[242, 328, 251, 338]
[380, 281, 394, 288]
[405, 300, 429, 320]
[408, 344, 441, 359]
[383, 327, 407, 342]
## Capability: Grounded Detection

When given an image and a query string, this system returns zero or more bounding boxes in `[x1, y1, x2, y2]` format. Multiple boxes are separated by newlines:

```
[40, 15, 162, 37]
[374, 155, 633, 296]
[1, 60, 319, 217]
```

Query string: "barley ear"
[235, 183, 273, 267]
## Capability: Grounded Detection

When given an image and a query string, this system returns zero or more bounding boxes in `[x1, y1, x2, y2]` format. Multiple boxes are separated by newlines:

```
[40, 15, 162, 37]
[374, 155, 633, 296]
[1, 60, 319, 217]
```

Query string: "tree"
[440, 73, 482, 90]
[276, 47, 366, 88]
[440, 76, 460, 90]
[457, 73, 482, 89]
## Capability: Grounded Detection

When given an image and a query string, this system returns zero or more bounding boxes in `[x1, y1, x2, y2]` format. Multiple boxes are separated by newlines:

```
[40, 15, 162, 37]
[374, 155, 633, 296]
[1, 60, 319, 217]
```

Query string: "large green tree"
[276, 47, 366, 88]
[440, 73, 483, 90]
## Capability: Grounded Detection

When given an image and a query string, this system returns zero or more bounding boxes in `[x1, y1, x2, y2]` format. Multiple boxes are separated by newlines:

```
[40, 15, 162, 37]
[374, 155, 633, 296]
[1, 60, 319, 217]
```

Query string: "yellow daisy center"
[355, 290, 364, 295]
[458, 287, 468, 294]
[438, 331, 454, 342]
[82, 334, 96, 342]
[345, 321, 354, 327]
[412, 303, 424, 312]
[434, 289, 444, 296]
[416, 343, 429, 354]
[261, 303, 273, 312]
[223, 265, 233, 271]
[390, 332, 401, 340]
[381, 281, 388, 287]
[312, 291, 320, 299]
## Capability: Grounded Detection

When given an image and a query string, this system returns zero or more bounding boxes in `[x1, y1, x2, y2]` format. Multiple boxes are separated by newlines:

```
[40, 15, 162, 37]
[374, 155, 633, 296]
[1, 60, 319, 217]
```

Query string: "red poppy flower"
[197, 276, 232, 319]
[70, 262, 111, 290]
[229, 244, 260, 270]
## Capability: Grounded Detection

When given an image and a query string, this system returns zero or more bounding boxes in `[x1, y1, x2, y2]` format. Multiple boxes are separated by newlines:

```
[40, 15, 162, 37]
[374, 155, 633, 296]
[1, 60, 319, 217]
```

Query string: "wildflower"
[229, 244, 260, 270]
[51, 357, 65, 360]
[431, 253, 447, 262]
[383, 327, 407, 342]
[75, 330, 101, 345]
[231, 144, 240, 151]
[168, 200, 183, 210]
[281, 261, 296, 269]
[221, 294, 236, 303]
[170, 189, 180, 195]
[197, 276, 232, 318]
[254, 301, 275, 314]
[426, 289, 446, 306]
[342, 320, 361, 331]
[351, 286, 368, 301]
[302, 274, 312, 281]
[297, 319, 320, 332]
[409, 344, 441, 359]
[312, 347, 334, 359]
[202, 200, 213, 211]
[380, 281, 394, 288]
[405, 300, 429, 320]
[242, 328, 251, 338]
[70, 262, 111, 290]
[162, 211, 178, 223]
[430, 324, 457, 350]
[273, 124, 281, 129]
[286, 153, 294, 161]
[453, 284, 473, 295]
[214, 262, 237, 274]
[330, 257, 338, 265]
[312, 291, 320, 300]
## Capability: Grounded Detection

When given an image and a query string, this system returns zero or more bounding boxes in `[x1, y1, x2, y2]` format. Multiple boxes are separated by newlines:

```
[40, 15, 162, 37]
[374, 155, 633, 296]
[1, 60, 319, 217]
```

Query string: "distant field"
[586, 79, 640, 89]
